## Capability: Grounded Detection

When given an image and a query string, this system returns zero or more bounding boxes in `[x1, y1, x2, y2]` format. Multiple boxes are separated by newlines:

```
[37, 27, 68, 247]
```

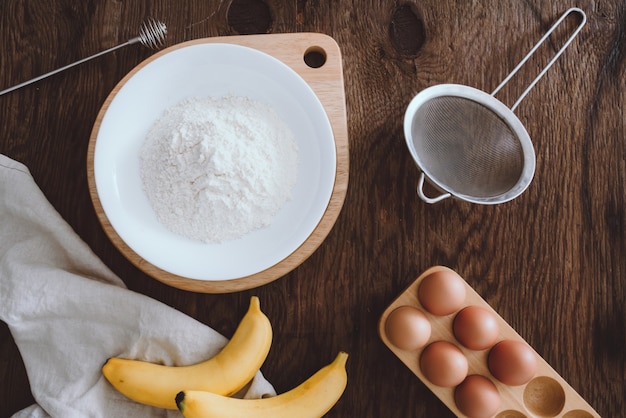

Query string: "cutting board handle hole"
[304, 46, 327, 69]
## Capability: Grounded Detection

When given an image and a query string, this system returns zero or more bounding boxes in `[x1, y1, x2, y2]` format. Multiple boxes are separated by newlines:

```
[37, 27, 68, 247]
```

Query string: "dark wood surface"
[1, 1, 624, 417]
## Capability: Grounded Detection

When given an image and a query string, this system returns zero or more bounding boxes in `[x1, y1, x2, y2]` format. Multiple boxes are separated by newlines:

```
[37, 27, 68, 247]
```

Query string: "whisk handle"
[417, 172, 451, 204]
[0, 40, 136, 97]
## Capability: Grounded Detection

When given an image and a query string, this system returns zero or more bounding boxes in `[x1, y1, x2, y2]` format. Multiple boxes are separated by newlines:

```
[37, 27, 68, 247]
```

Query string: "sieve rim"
[403, 84, 536, 204]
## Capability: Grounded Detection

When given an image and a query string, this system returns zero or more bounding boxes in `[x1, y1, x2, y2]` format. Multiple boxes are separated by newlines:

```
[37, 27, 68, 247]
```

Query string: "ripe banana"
[176, 351, 349, 418]
[102, 296, 272, 410]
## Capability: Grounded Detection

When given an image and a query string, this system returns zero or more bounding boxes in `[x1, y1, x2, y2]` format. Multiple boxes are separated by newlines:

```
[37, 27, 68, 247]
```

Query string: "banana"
[102, 296, 272, 410]
[176, 351, 349, 418]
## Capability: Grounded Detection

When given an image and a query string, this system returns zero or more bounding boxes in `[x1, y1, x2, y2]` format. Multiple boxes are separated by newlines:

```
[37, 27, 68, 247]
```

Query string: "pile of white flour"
[140, 95, 298, 243]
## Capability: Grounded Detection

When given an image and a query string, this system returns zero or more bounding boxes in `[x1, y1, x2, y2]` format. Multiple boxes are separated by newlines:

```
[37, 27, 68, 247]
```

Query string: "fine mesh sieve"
[404, 8, 586, 204]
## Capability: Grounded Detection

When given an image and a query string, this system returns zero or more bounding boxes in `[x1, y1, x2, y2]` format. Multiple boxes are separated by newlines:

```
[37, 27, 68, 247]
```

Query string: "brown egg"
[455, 375, 501, 418]
[418, 269, 466, 316]
[384, 306, 431, 350]
[488, 340, 538, 386]
[453, 305, 500, 350]
[420, 341, 468, 387]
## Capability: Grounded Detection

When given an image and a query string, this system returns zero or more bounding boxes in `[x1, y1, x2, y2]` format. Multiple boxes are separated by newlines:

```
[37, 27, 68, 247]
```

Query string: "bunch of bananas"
[102, 296, 348, 417]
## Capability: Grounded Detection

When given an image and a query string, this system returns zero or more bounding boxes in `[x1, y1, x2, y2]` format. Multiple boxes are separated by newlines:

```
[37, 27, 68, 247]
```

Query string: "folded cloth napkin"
[0, 154, 275, 417]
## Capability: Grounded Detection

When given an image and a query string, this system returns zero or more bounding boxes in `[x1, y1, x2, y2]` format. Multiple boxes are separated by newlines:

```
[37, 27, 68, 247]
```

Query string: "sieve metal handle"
[417, 172, 452, 204]
[490, 7, 587, 111]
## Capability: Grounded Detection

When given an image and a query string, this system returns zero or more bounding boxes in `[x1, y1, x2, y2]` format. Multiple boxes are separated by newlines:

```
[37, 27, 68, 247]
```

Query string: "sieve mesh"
[410, 96, 525, 198]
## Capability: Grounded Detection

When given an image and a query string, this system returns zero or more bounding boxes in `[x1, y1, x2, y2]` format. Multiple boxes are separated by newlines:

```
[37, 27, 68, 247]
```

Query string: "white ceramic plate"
[92, 42, 336, 281]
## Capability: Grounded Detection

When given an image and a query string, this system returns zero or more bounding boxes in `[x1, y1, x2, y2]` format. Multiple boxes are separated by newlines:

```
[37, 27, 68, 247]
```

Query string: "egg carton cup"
[378, 265, 599, 418]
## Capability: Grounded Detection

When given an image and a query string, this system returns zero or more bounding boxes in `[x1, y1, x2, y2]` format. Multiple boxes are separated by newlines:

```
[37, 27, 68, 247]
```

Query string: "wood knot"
[227, 0, 273, 34]
[389, 4, 426, 57]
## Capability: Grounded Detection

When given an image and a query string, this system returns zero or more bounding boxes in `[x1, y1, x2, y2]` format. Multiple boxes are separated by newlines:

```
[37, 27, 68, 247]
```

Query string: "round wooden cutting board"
[87, 32, 349, 293]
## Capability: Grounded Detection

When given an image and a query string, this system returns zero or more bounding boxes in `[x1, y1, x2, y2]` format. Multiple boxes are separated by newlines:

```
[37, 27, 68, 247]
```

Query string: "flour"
[140, 95, 298, 243]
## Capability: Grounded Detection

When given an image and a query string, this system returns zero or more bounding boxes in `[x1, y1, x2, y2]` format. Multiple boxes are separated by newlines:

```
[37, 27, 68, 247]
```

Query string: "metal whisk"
[0, 18, 167, 96]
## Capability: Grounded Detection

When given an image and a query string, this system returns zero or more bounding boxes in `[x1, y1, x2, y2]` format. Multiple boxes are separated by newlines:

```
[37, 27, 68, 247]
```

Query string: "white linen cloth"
[0, 154, 275, 417]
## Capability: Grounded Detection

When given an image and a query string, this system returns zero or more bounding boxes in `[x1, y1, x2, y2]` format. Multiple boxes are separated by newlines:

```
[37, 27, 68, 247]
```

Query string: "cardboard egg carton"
[378, 265, 599, 418]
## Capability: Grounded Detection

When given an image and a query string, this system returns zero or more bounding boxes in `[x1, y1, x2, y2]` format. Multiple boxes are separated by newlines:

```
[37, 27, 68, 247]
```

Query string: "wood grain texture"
[1, 1, 624, 417]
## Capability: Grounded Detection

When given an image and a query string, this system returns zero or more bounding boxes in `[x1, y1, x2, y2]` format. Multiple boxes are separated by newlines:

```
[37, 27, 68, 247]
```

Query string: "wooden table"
[1, 1, 623, 416]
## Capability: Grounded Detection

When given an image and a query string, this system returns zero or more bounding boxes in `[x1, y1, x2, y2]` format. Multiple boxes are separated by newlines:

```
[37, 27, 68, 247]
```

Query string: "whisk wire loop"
[136, 18, 168, 50]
